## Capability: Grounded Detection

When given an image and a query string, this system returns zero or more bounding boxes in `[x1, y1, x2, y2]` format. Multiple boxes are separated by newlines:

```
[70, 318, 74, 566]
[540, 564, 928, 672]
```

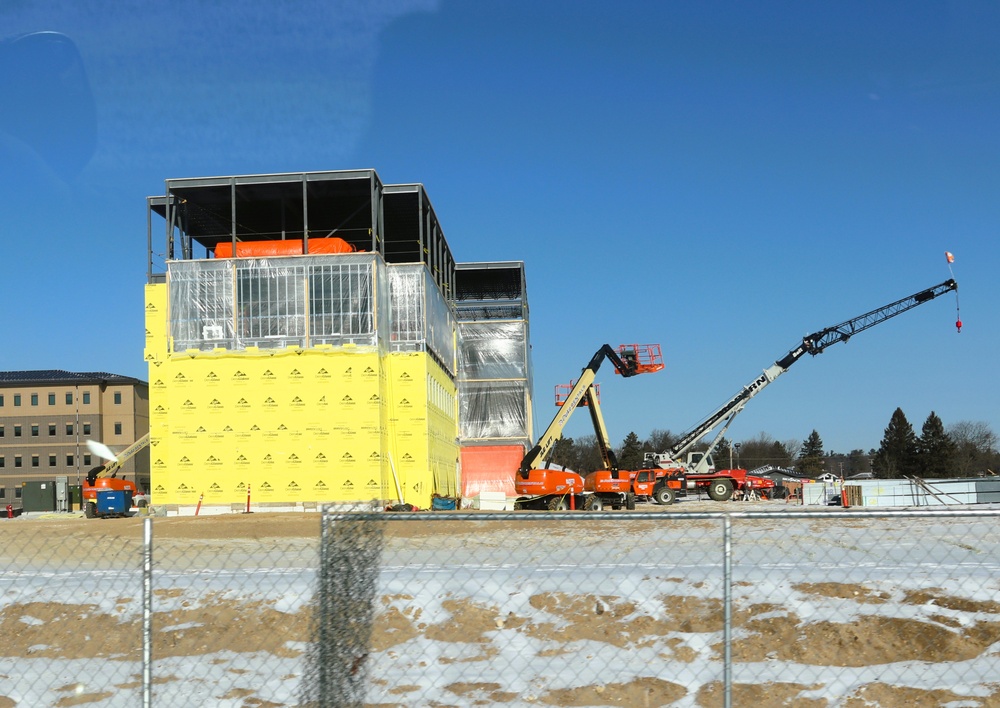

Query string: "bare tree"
[948, 421, 999, 476]
[646, 428, 678, 453]
[735, 432, 795, 470]
[573, 434, 606, 474]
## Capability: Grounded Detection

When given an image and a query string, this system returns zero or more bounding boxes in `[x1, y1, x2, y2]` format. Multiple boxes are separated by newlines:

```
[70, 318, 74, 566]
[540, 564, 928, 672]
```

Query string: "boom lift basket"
[555, 381, 600, 407]
[615, 344, 664, 374]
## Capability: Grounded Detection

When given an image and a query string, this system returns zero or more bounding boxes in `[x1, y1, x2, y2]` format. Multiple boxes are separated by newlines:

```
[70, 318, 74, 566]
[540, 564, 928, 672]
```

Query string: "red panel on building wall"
[460, 445, 523, 498]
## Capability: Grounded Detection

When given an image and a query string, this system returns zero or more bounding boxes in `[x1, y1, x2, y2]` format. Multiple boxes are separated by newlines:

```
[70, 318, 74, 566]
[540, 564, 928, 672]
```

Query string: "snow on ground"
[2, 502, 1000, 706]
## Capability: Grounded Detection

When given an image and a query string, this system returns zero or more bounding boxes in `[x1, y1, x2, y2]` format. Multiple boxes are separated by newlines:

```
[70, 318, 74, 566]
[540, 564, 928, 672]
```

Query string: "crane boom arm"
[585, 386, 619, 473]
[662, 278, 957, 462]
[519, 345, 639, 476]
[775, 278, 958, 368]
[88, 433, 152, 484]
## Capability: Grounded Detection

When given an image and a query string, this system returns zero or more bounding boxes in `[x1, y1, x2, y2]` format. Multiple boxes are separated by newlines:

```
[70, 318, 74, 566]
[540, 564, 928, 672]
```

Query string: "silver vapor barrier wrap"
[457, 320, 531, 442]
[387, 264, 457, 375]
[458, 320, 529, 379]
[459, 380, 530, 440]
[166, 253, 388, 353]
[454, 262, 532, 448]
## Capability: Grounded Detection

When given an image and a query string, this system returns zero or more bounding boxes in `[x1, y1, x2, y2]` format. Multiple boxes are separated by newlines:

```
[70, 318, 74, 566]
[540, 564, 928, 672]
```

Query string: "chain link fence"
[3, 507, 1000, 706]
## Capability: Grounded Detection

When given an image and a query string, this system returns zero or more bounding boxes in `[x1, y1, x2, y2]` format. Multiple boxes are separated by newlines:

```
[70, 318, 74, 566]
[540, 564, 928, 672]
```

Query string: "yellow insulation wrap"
[146, 285, 459, 508]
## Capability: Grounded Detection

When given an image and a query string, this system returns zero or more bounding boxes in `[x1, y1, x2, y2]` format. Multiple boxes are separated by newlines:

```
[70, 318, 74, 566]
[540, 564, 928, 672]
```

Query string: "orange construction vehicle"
[82, 433, 150, 518]
[514, 344, 663, 510]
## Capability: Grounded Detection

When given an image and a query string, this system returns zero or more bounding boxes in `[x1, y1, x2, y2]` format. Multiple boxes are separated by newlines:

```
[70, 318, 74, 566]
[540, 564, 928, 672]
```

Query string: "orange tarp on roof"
[214, 237, 357, 258]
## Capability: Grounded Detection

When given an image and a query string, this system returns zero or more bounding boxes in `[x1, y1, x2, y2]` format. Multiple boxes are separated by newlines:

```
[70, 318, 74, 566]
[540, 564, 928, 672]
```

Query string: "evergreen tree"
[618, 431, 645, 470]
[847, 449, 871, 476]
[797, 430, 825, 476]
[548, 437, 577, 471]
[916, 411, 957, 478]
[872, 408, 918, 478]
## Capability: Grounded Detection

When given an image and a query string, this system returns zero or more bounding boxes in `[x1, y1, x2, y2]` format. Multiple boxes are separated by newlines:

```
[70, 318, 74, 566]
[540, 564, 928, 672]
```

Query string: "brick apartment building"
[0, 371, 149, 505]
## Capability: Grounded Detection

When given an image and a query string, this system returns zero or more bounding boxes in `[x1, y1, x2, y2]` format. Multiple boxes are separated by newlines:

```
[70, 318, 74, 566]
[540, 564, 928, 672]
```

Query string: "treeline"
[547, 408, 1000, 479]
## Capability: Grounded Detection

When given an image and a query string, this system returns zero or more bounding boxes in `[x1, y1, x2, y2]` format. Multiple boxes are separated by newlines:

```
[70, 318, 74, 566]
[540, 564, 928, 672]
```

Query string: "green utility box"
[70, 485, 82, 511]
[22, 481, 57, 512]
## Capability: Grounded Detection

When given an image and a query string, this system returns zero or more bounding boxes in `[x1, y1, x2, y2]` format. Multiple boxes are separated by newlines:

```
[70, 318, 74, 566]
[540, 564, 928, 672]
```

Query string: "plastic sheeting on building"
[387, 264, 456, 375]
[168, 253, 388, 352]
[455, 262, 532, 450]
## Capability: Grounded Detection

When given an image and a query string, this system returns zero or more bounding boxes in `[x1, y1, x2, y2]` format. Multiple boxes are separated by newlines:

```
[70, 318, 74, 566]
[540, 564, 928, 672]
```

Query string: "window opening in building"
[31, 394, 38, 406]
[49, 455, 56, 467]
[0, 486, 4, 496]
[48, 393, 56, 405]
[14, 395, 21, 406]
[65, 392, 73, 405]
[114, 422, 122, 435]
[48, 424, 56, 436]
[15, 456, 22, 468]
[15, 488, 21, 498]
[31, 455, 39, 467]
[83, 423, 91, 436]
[31, 425, 39, 437]
[0, 425, 4, 437]
[82, 392, 90, 404]
[66, 423, 73, 435]
[14, 425, 22, 437]
[308, 261, 374, 345]
[168, 256, 380, 351]
[0, 394, 4, 406]
[66, 455, 74, 467]
[0, 457, 4, 468]
[236, 263, 307, 348]
[114, 392, 122, 404]
[83, 454, 92, 466]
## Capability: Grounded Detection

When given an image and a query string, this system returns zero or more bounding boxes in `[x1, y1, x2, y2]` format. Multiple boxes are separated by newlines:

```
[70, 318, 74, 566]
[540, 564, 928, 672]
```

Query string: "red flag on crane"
[944, 251, 960, 332]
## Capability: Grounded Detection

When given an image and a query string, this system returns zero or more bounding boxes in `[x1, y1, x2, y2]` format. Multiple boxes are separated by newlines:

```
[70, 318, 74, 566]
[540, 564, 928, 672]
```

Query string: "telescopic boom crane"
[653, 278, 958, 470]
[514, 344, 663, 510]
[519, 344, 653, 476]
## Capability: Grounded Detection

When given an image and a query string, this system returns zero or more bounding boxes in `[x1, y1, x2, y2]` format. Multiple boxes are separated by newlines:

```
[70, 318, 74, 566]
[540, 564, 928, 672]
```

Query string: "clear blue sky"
[2, 1, 996, 455]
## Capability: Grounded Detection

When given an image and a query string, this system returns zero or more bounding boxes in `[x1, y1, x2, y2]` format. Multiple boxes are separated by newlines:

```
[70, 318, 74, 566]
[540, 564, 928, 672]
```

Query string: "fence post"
[723, 514, 732, 708]
[142, 516, 153, 708]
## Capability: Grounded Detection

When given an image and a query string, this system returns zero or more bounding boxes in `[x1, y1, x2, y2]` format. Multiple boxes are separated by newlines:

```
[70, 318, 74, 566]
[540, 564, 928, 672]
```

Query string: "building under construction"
[145, 169, 530, 511]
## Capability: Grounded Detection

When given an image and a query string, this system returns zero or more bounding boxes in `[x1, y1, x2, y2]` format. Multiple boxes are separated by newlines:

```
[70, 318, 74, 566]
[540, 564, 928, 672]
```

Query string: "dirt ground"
[3, 508, 1000, 707]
